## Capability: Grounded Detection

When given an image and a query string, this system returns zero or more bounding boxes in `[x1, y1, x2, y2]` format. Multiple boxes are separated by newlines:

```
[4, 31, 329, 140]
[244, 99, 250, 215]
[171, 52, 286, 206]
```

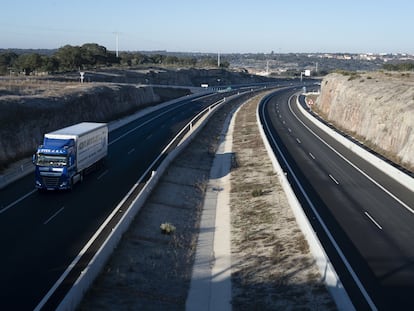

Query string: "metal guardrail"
[0, 159, 34, 190]
[0, 91, 215, 191]
[36, 95, 231, 311]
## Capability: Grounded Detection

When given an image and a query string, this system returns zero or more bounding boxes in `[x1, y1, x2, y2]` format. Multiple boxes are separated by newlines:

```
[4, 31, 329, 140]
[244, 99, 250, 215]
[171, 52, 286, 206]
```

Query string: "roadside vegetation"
[79, 91, 336, 310]
[0, 43, 229, 76]
[230, 95, 336, 310]
[382, 62, 414, 71]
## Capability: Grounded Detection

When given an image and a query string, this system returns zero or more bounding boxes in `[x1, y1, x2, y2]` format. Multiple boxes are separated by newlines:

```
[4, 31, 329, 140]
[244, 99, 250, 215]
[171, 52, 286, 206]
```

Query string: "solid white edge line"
[261, 94, 377, 310]
[34, 96, 228, 311]
[290, 95, 414, 215]
[109, 100, 191, 146]
[34, 176, 144, 311]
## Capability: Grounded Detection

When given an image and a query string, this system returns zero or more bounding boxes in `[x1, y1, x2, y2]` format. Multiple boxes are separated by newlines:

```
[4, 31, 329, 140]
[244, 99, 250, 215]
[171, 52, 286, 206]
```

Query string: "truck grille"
[42, 176, 60, 188]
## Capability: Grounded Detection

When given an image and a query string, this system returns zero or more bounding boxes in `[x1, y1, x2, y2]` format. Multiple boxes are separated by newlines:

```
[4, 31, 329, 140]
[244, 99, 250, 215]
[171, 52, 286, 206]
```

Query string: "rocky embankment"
[60, 67, 272, 86]
[0, 83, 190, 170]
[0, 67, 277, 171]
[315, 72, 414, 170]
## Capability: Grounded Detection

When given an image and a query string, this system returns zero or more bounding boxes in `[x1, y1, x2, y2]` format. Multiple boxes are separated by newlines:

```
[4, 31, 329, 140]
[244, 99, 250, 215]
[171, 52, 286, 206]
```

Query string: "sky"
[1, 0, 414, 54]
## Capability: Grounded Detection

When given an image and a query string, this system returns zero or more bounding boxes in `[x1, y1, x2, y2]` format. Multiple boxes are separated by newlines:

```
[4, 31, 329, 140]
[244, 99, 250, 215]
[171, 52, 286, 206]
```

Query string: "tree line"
[0, 43, 229, 76]
[382, 62, 414, 71]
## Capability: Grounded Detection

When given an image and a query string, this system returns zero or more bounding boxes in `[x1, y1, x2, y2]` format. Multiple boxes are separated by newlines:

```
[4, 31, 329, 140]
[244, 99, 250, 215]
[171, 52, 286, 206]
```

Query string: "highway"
[0, 91, 249, 310]
[259, 88, 414, 310]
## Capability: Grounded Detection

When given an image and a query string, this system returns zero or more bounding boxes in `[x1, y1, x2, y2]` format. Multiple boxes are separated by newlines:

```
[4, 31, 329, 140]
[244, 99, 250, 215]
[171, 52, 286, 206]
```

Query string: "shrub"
[252, 188, 264, 197]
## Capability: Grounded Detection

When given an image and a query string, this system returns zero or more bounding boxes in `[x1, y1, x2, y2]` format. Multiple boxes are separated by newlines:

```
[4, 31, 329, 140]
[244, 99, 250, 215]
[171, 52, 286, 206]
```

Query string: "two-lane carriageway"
[0, 91, 244, 310]
[259, 88, 414, 310]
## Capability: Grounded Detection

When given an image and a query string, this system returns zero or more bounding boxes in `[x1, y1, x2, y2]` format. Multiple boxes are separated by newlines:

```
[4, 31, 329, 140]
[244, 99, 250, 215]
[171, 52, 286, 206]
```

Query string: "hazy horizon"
[2, 0, 414, 55]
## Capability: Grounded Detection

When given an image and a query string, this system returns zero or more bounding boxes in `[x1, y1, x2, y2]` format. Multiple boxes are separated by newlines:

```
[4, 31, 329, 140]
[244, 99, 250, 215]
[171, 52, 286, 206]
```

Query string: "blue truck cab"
[33, 122, 108, 191]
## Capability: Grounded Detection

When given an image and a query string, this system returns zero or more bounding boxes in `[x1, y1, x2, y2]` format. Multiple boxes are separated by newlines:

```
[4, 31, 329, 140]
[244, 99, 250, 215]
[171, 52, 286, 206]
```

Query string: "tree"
[219, 61, 230, 68]
[41, 55, 59, 73]
[150, 54, 165, 64]
[383, 62, 414, 71]
[165, 55, 179, 65]
[0, 52, 18, 75]
[14, 53, 43, 75]
[55, 45, 82, 71]
[80, 43, 108, 66]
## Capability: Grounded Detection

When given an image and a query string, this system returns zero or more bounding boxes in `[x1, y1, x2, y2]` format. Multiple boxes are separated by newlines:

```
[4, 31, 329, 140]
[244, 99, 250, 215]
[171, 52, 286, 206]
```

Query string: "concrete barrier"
[51, 92, 252, 311]
[0, 91, 210, 190]
[256, 98, 356, 311]
[297, 95, 414, 193]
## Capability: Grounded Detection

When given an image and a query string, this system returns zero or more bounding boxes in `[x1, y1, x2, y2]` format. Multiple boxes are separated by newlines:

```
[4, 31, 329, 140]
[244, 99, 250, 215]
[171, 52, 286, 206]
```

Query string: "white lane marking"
[0, 189, 37, 215]
[364, 211, 383, 230]
[296, 138, 301, 144]
[309, 152, 315, 160]
[260, 99, 377, 310]
[329, 174, 340, 185]
[127, 148, 135, 155]
[43, 207, 65, 225]
[109, 100, 190, 146]
[288, 96, 414, 214]
[288, 128, 292, 133]
[97, 169, 109, 180]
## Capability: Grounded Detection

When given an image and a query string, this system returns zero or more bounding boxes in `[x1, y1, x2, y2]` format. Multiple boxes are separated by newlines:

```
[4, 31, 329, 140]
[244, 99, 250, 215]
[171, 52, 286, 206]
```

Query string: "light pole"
[113, 32, 120, 58]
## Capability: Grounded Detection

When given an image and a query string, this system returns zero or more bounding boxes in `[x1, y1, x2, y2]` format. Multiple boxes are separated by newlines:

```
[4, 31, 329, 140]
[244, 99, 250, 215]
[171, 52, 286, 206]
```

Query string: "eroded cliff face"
[0, 84, 189, 169]
[316, 72, 414, 169]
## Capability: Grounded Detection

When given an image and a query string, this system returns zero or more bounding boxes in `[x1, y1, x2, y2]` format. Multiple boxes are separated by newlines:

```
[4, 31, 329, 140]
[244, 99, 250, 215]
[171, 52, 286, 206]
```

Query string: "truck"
[33, 122, 108, 191]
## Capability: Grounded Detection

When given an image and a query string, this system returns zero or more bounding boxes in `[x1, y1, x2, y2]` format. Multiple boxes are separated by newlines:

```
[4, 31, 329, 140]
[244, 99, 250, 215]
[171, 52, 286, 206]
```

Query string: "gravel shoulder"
[78, 92, 336, 310]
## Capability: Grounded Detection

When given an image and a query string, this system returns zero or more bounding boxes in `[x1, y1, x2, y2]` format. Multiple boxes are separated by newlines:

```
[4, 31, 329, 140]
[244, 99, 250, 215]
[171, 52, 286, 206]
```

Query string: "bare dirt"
[78, 92, 336, 310]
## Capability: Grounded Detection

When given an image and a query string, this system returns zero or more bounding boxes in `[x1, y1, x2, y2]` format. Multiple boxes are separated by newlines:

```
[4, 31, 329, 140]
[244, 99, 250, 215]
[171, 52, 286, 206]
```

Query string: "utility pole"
[113, 32, 120, 58]
[217, 52, 220, 67]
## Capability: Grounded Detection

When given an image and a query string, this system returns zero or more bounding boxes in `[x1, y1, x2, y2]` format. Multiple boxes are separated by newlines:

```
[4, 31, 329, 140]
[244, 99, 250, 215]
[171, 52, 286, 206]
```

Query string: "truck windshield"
[36, 154, 67, 167]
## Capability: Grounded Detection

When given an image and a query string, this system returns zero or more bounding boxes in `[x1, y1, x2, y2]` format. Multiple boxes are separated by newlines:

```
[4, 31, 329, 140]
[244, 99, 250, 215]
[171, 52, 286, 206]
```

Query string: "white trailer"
[33, 122, 108, 190]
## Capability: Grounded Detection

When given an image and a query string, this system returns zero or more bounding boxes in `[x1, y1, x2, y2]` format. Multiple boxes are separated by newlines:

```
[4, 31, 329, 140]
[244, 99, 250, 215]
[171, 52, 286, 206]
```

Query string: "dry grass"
[0, 78, 94, 98]
[230, 94, 336, 310]
[78, 91, 336, 310]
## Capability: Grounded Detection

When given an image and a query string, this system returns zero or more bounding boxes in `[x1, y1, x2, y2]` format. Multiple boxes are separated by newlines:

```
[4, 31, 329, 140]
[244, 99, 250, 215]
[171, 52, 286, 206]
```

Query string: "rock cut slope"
[316, 72, 414, 170]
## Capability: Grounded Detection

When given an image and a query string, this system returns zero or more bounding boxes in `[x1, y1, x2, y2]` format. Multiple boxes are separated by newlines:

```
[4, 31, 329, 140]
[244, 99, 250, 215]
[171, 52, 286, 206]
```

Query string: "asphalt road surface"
[0, 92, 236, 310]
[260, 88, 414, 310]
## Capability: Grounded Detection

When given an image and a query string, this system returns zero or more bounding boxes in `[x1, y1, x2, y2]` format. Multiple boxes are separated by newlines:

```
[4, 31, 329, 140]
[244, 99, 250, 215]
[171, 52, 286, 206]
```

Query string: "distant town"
[227, 52, 414, 76]
[1, 45, 413, 77]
